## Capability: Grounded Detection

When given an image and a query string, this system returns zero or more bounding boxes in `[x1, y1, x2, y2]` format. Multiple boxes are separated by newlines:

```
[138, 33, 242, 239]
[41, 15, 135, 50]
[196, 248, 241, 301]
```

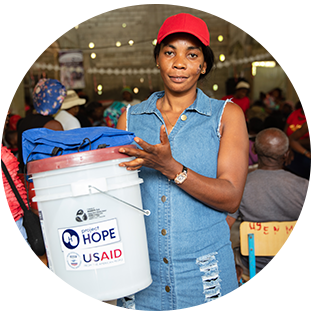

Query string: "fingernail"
[119, 148, 125, 153]
[134, 138, 139, 143]
[119, 163, 125, 167]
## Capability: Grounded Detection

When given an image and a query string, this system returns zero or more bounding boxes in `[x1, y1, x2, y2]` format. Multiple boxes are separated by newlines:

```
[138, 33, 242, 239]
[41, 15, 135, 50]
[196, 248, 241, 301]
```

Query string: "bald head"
[255, 128, 289, 161]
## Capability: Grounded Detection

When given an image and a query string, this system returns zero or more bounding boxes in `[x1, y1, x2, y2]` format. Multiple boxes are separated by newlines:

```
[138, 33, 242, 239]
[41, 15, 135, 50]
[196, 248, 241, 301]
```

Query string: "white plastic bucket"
[27, 145, 152, 301]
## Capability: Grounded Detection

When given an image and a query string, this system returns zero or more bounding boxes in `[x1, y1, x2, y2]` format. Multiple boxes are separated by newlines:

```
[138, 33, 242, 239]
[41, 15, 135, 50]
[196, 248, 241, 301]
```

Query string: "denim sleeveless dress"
[117, 89, 238, 310]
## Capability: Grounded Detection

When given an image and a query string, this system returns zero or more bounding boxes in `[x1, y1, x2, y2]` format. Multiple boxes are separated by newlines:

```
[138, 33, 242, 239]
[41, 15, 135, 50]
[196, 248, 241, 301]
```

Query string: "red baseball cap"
[157, 13, 210, 46]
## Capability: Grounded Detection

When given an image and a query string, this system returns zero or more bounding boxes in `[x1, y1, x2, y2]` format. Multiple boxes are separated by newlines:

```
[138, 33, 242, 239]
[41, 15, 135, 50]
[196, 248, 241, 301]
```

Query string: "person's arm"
[0, 249, 10, 290]
[116, 110, 127, 130]
[289, 122, 310, 158]
[43, 119, 64, 131]
[298, 137, 310, 149]
[116, 103, 249, 214]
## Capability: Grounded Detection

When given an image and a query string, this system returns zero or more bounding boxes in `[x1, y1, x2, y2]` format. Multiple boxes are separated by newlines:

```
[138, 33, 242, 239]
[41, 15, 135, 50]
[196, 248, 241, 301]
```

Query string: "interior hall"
[0, 2, 312, 312]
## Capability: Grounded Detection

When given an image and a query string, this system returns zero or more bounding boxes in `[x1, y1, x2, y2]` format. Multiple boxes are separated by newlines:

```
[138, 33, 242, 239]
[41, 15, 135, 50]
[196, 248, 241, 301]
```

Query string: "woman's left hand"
[118, 125, 181, 179]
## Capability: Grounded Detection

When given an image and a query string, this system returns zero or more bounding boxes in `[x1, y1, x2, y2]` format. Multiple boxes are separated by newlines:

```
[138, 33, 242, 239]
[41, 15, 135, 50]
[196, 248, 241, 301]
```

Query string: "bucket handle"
[88, 185, 151, 216]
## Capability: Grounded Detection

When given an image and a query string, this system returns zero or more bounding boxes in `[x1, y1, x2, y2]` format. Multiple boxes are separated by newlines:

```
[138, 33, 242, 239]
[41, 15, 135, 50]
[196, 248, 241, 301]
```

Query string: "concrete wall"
[11, 4, 297, 114]
[77, 4, 228, 99]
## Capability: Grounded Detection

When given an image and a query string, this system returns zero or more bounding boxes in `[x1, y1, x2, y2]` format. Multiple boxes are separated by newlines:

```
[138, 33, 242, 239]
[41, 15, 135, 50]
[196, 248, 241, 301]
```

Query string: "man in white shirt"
[121, 87, 141, 106]
[55, 90, 86, 130]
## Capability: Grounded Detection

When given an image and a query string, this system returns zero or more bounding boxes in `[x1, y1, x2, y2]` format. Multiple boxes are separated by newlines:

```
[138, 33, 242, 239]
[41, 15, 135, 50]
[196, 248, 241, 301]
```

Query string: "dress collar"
[130, 88, 212, 117]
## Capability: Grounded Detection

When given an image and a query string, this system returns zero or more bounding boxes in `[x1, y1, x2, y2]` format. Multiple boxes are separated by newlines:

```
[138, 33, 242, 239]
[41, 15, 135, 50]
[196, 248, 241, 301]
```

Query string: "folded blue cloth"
[22, 126, 135, 164]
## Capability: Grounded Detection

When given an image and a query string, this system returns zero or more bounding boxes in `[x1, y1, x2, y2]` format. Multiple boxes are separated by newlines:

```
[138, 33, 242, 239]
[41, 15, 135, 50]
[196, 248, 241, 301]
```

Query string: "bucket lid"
[27, 145, 135, 174]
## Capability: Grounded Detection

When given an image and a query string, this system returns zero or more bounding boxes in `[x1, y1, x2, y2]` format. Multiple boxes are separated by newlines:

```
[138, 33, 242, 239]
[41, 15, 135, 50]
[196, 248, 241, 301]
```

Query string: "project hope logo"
[60, 219, 120, 251]
[58, 219, 125, 271]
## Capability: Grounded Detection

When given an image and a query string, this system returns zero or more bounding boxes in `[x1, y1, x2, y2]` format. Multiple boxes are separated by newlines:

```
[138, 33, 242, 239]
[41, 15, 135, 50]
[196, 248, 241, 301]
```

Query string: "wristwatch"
[174, 165, 188, 185]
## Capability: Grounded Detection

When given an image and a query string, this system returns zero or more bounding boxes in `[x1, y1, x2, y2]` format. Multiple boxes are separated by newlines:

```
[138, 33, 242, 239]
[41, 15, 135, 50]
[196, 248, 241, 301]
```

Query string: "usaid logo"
[62, 229, 80, 250]
[66, 252, 81, 269]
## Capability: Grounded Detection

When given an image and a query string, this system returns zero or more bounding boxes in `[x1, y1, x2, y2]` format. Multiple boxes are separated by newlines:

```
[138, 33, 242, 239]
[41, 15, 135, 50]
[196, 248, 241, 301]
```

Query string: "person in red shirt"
[222, 81, 250, 117]
[284, 102, 310, 179]
[284, 102, 308, 138]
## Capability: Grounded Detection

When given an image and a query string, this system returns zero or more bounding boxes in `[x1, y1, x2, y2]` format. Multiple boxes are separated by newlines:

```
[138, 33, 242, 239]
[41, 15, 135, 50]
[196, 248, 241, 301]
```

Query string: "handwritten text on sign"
[240, 221, 297, 256]
[247, 221, 295, 236]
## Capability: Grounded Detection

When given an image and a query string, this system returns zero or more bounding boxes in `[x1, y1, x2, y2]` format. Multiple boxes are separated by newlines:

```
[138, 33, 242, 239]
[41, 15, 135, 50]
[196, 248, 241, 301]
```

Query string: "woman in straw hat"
[117, 13, 248, 310]
[54, 90, 86, 130]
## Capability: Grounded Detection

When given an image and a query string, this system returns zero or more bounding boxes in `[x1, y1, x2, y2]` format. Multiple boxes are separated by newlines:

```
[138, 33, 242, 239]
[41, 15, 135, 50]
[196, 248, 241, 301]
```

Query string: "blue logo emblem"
[62, 229, 80, 250]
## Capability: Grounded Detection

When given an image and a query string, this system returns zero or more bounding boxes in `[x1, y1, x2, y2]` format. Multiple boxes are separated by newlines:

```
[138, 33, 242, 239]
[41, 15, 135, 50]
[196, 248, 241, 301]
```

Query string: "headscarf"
[33, 78, 66, 116]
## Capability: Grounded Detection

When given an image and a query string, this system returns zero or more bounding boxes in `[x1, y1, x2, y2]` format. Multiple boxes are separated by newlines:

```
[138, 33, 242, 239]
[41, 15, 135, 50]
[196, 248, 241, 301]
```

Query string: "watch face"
[175, 172, 187, 184]
[177, 174, 184, 181]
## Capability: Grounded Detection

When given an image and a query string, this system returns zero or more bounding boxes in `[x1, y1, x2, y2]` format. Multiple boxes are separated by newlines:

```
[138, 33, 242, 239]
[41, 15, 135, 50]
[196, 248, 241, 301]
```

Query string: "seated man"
[227, 128, 308, 275]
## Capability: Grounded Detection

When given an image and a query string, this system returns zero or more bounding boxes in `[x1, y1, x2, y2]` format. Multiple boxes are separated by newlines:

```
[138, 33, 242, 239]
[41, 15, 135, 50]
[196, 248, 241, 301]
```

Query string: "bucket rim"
[27, 144, 136, 174]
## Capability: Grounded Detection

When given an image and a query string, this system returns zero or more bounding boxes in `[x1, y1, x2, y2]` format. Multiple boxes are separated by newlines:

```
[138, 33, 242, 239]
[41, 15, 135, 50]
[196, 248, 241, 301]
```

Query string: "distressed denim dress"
[117, 89, 238, 310]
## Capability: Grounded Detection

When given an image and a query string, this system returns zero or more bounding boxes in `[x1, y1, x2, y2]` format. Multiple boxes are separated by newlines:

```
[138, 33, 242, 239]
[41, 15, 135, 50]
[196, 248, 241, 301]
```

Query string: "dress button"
[181, 114, 187, 121]
[163, 257, 169, 264]
[161, 229, 167, 236]
[165, 286, 170, 292]
[161, 195, 166, 202]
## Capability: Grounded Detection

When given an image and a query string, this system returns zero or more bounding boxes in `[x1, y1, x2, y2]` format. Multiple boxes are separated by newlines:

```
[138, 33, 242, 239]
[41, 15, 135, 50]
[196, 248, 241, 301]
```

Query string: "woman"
[284, 87, 312, 180]
[289, 121, 310, 158]
[116, 13, 249, 310]
[222, 81, 250, 117]
[0, 79, 37, 312]
[54, 89, 86, 130]
[17, 78, 65, 172]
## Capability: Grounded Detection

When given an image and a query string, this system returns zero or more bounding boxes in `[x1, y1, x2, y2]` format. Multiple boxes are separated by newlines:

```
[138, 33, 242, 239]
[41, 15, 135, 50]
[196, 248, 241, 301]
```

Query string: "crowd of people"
[2, 12, 310, 311]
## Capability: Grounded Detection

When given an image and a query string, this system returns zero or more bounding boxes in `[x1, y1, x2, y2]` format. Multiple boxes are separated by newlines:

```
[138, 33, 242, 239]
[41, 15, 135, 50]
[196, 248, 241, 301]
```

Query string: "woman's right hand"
[0, 249, 10, 289]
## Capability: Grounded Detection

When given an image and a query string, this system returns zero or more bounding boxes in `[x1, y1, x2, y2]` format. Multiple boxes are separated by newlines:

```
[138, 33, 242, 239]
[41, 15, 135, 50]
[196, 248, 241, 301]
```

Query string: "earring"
[201, 70, 206, 74]
[156, 64, 160, 69]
